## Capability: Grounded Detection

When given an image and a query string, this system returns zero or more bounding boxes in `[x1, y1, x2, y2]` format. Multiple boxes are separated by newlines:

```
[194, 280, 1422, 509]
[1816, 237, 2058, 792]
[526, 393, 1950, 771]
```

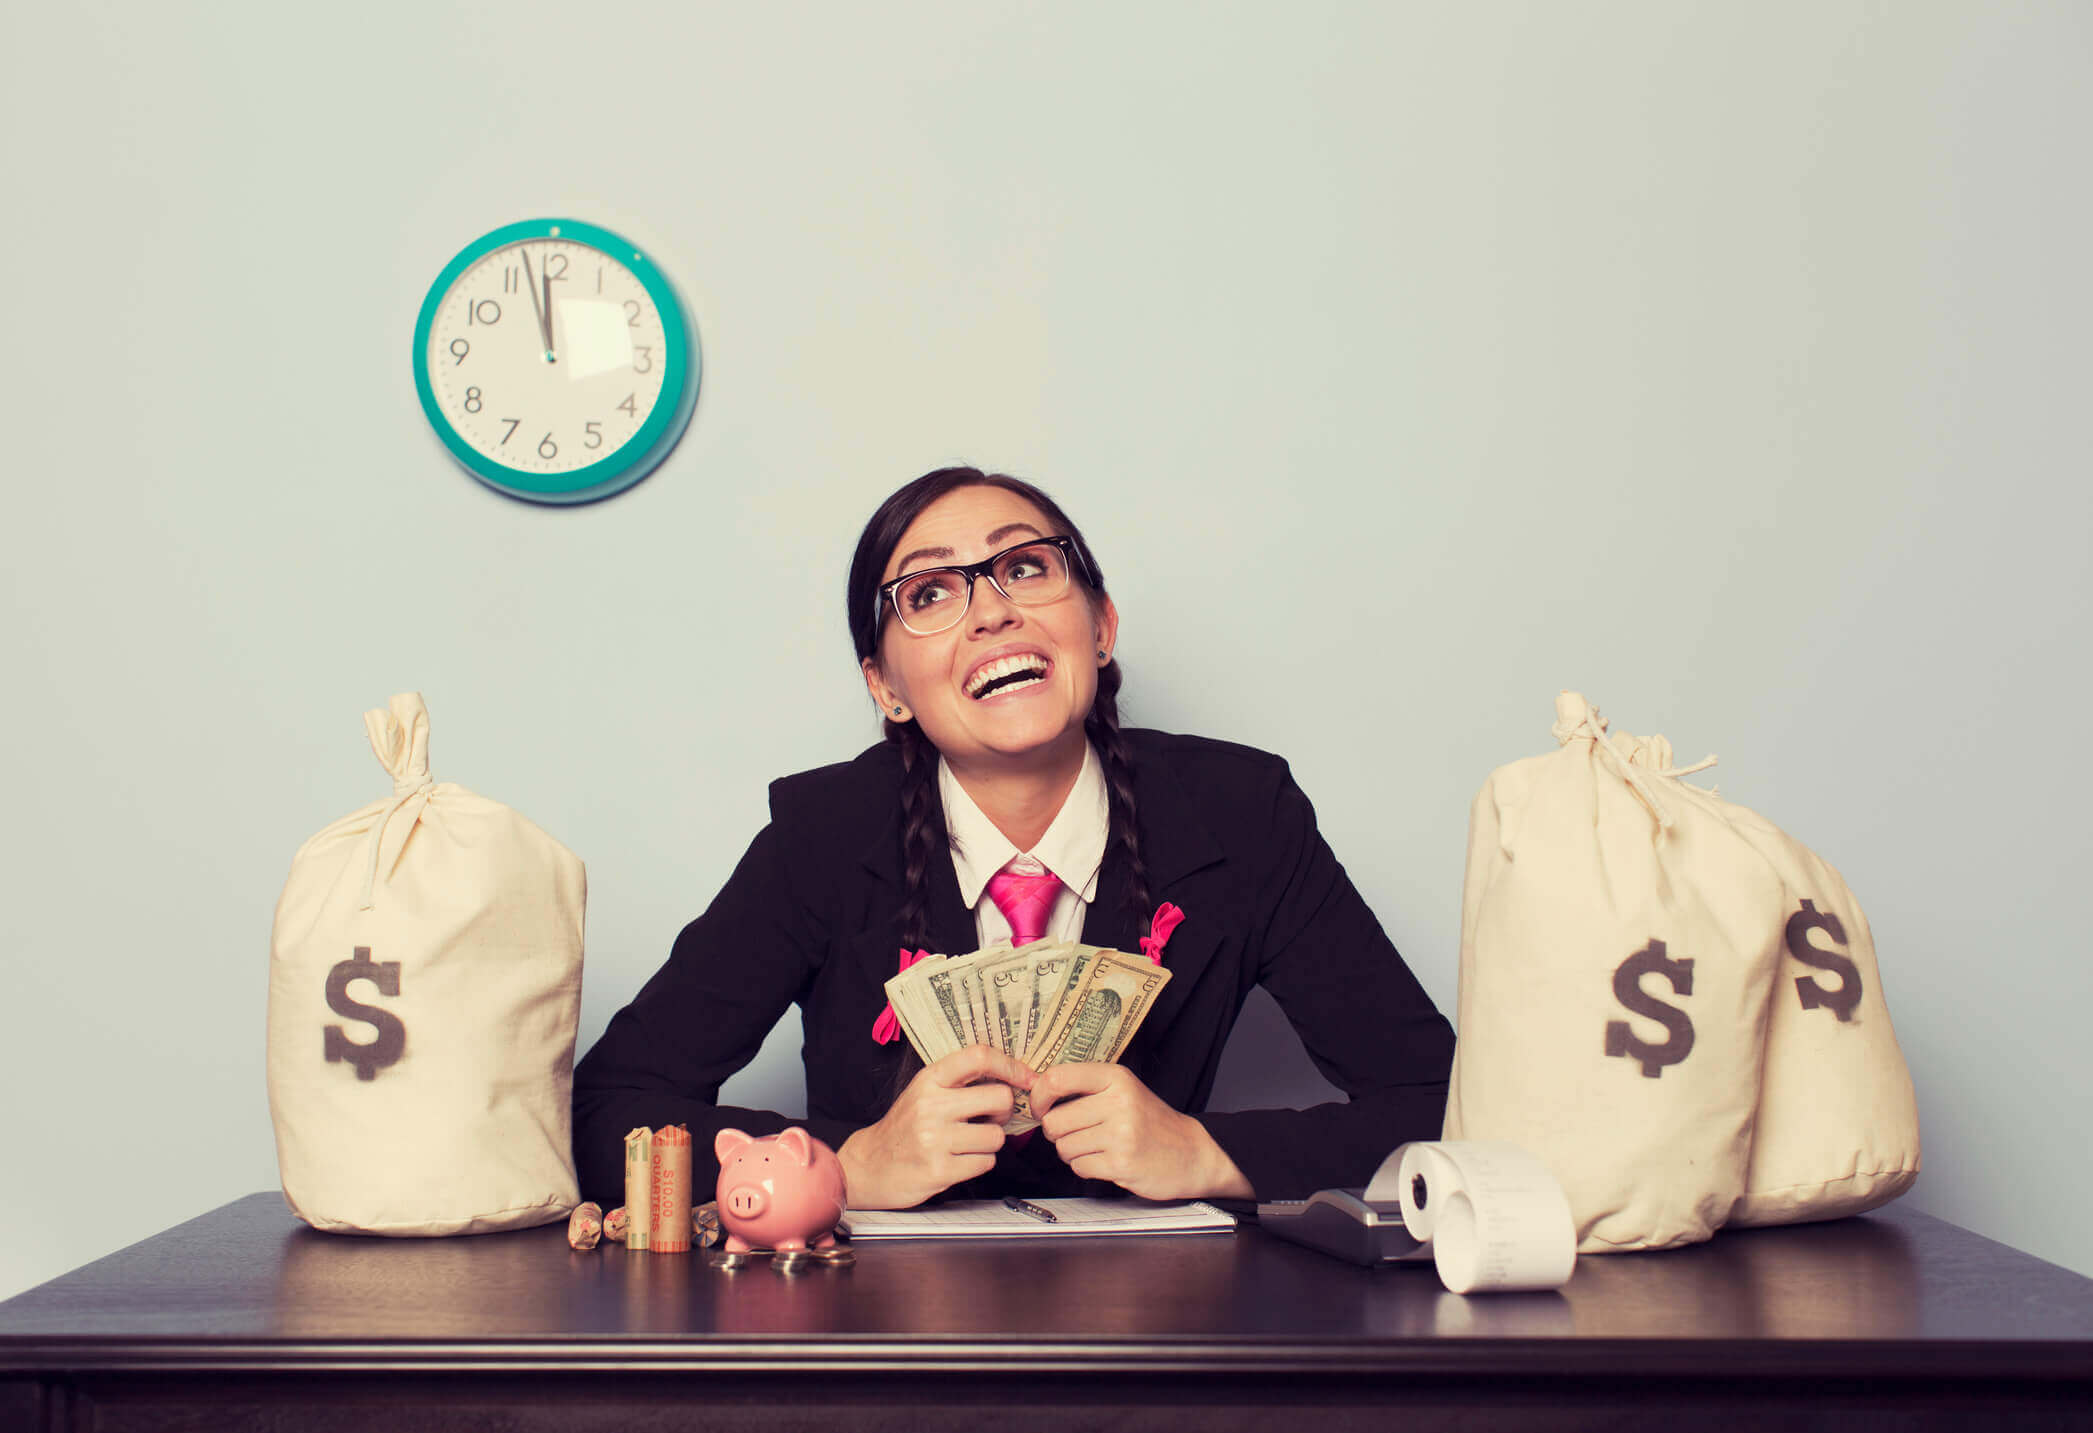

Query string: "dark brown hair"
[847, 467, 1152, 955]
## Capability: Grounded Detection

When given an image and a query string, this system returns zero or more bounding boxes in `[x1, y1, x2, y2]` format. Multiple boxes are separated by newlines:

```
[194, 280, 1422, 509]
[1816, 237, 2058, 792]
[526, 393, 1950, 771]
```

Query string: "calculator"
[1255, 1188, 1434, 1268]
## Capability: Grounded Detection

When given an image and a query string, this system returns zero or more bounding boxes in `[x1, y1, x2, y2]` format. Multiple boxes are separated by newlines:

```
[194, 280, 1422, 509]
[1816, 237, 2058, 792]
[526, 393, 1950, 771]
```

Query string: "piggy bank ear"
[715, 1128, 754, 1162]
[776, 1127, 814, 1167]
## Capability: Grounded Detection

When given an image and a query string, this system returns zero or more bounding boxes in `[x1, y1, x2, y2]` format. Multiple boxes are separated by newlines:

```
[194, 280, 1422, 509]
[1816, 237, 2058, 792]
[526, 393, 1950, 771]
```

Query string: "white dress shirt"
[938, 743, 1109, 948]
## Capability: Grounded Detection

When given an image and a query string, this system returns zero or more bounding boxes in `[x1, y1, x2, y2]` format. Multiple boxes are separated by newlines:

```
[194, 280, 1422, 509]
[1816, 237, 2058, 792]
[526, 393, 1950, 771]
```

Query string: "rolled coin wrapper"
[649, 1125, 693, 1253]
[1372, 1141, 1577, 1294]
[567, 1202, 604, 1251]
[604, 1206, 630, 1243]
[623, 1129, 654, 1251]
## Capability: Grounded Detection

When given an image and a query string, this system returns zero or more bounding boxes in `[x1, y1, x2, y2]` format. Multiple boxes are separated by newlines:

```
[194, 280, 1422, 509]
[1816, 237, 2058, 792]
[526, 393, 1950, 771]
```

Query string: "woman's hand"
[1029, 1063, 1254, 1201]
[838, 1045, 1035, 1210]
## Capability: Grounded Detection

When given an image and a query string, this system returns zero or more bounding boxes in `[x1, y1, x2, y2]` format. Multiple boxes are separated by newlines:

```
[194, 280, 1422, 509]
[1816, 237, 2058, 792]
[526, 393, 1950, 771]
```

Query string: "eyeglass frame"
[869, 534, 1098, 645]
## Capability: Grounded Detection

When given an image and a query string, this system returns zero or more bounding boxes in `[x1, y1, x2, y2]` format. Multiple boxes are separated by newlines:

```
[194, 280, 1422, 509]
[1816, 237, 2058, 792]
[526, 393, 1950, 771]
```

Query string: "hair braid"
[888, 718, 947, 953]
[882, 717, 943, 1102]
[1085, 660, 1152, 930]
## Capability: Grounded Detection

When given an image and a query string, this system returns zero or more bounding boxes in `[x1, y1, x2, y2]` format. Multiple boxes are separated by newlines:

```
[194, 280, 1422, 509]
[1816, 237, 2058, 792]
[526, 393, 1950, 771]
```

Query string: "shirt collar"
[939, 743, 1109, 909]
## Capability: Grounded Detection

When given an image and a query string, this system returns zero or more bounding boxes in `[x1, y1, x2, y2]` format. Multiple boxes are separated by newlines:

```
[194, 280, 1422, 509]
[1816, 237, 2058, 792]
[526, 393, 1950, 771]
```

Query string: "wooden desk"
[2, 1194, 2088, 1431]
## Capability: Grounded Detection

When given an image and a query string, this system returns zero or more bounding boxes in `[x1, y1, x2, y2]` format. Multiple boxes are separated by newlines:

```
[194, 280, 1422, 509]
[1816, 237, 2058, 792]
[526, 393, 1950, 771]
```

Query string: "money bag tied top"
[986, 860, 1065, 945]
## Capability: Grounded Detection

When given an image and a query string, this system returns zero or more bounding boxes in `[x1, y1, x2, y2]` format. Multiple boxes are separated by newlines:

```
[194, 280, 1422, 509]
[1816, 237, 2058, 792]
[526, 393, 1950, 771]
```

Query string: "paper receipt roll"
[1375, 1142, 1576, 1294]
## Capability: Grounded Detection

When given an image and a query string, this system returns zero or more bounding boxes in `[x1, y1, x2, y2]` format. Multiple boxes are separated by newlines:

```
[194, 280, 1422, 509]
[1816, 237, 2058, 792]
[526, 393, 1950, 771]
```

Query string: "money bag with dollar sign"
[1445, 692, 1894, 1254]
[266, 693, 587, 1236]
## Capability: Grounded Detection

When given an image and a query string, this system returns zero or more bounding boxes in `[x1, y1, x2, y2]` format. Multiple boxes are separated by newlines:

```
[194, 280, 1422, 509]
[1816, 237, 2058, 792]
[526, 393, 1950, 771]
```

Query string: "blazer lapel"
[1087, 751, 1228, 1019]
[858, 797, 975, 958]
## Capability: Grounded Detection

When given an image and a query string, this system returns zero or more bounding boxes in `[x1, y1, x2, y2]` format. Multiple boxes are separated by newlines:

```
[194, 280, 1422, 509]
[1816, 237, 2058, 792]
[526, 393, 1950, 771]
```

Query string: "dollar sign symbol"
[323, 946, 406, 1081]
[1603, 938, 1696, 1078]
[1786, 898, 1862, 1022]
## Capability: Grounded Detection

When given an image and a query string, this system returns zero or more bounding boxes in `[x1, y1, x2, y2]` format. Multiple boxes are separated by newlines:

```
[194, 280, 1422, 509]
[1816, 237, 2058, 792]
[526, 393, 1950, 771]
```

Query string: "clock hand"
[519, 246, 553, 361]
[543, 267, 557, 362]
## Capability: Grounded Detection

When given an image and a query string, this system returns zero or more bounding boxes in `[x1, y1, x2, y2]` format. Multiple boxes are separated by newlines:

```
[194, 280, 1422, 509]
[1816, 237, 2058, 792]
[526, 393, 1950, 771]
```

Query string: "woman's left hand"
[1028, 1063, 1253, 1201]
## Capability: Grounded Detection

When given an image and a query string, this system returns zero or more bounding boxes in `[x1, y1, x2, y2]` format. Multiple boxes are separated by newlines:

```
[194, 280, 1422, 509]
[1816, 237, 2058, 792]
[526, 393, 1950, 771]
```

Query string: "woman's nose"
[968, 574, 1020, 632]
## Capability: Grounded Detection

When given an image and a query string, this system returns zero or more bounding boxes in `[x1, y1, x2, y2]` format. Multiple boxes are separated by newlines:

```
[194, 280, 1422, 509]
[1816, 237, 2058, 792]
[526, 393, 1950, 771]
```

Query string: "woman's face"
[863, 485, 1118, 773]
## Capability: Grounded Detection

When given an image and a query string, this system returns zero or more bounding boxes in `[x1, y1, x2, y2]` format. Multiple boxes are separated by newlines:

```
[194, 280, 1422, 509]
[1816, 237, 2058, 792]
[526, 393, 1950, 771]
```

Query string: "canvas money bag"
[1443, 692, 1790, 1252]
[267, 693, 586, 1235]
[1712, 792, 1920, 1226]
[1444, 693, 1919, 1250]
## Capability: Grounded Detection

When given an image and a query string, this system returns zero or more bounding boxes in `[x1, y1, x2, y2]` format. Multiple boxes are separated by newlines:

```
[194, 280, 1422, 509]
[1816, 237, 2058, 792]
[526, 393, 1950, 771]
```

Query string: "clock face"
[412, 219, 698, 504]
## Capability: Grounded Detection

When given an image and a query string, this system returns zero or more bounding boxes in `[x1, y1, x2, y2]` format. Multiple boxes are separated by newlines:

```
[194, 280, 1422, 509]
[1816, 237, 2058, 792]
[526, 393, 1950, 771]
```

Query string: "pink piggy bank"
[713, 1127, 848, 1253]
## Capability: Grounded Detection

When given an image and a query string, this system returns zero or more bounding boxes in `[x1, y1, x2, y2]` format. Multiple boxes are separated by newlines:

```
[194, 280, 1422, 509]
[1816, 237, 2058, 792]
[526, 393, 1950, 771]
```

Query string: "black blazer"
[572, 729, 1455, 1205]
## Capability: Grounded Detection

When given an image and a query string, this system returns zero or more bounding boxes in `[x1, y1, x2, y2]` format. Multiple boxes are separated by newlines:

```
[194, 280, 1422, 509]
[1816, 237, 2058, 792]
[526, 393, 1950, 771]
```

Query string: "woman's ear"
[863, 657, 907, 720]
[1093, 594, 1121, 664]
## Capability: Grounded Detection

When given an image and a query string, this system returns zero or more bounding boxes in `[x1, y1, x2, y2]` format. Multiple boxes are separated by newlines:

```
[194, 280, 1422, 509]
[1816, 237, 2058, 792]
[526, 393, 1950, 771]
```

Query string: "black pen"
[1003, 1196, 1059, 1224]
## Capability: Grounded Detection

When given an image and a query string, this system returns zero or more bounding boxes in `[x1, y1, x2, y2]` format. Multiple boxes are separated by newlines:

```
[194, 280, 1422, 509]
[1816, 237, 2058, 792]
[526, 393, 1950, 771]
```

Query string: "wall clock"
[412, 218, 699, 505]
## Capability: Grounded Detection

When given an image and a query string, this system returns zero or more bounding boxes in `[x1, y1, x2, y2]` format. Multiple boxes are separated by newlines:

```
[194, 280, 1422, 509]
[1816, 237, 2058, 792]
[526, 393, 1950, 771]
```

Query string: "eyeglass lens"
[893, 542, 1071, 634]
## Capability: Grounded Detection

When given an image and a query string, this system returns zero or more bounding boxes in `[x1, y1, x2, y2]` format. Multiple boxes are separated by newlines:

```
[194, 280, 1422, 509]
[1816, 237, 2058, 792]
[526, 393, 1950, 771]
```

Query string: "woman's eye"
[906, 581, 957, 611]
[1002, 556, 1049, 583]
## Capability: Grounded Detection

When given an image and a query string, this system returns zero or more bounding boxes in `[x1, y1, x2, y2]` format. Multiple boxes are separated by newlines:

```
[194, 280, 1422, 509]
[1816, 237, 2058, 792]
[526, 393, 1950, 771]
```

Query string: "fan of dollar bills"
[883, 940, 1173, 1132]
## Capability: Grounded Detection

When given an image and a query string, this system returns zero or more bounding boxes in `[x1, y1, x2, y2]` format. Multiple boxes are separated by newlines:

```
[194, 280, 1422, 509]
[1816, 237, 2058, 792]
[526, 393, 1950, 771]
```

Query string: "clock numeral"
[463, 387, 483, 414]
[448, 338, 470, 365]
[469, 299, 501, 325]
[503, 267, 517, 293]
[500, 418, 520, 445]
[623, 300, 641, 328]
[538, 432, 559, 460]
[545, 252, 569, 281]
[584, 421, 603, 450]
[633, 345, 653, 374]
[617, 393, 638, 417]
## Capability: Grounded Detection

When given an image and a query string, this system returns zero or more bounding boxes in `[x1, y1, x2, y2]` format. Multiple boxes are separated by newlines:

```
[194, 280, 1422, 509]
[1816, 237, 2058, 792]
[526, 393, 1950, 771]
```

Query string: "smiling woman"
[571, 467, 1456, 1212]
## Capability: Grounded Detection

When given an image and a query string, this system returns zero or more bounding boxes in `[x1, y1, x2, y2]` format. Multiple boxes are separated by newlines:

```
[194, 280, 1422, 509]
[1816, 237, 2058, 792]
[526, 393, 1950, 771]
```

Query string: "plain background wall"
[2, 1, 2087, 1301]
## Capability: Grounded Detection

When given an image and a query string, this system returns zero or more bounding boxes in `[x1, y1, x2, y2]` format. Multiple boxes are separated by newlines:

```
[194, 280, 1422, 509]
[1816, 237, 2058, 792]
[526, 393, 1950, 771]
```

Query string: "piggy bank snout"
[724, 1182, 770, 1219]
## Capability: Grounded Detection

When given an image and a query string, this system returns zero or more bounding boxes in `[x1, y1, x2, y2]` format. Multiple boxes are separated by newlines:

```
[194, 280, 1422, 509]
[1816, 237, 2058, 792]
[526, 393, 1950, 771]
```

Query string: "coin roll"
[650, 1125, 693, 1253]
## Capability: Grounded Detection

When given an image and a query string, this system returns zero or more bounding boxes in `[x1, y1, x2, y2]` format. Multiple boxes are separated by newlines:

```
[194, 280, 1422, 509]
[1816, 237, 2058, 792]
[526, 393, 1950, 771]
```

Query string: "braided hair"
[847, 465, 1153, 975]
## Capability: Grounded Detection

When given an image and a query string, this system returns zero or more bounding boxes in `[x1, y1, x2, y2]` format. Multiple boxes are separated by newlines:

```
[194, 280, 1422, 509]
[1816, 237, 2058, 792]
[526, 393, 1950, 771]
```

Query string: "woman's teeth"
[966, 654, 1050, 699]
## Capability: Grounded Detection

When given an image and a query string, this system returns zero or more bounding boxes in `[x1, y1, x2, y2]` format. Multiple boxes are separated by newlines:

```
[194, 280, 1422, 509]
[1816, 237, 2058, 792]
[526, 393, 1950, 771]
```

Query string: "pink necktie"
[986, 864, 1064, 945]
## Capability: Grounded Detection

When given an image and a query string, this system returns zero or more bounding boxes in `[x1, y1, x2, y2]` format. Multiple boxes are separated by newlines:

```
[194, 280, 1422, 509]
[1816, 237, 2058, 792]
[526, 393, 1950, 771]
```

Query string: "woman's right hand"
[837, 1045, 1035, 1210]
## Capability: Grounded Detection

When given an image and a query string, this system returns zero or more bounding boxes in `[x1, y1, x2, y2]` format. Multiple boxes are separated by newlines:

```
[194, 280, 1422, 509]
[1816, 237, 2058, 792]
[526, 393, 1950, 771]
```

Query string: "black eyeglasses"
[872, 535, 1095, 641]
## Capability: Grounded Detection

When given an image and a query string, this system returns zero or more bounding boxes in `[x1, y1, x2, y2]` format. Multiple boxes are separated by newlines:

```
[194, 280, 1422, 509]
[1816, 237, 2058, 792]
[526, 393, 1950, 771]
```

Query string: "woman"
[572, 467, 1454, 1208]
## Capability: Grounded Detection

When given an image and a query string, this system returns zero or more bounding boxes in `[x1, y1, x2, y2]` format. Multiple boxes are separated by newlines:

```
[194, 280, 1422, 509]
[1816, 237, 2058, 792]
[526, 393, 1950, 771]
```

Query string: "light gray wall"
[2, 1, 2086, 1300]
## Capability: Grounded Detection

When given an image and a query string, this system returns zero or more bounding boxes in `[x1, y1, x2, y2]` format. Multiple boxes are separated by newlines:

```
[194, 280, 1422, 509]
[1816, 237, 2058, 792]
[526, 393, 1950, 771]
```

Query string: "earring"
[891, 706, 905, 716]
[1097, 650, 1109, 661]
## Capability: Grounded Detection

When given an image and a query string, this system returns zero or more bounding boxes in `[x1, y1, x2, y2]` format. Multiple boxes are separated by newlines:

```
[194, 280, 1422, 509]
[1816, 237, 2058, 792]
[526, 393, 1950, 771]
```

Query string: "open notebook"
[839, 1197, 1237, 1239]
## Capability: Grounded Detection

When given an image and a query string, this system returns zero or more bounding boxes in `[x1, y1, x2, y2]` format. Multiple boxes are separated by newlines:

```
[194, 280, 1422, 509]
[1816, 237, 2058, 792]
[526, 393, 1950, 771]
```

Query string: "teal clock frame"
[412, 217, 699, 505]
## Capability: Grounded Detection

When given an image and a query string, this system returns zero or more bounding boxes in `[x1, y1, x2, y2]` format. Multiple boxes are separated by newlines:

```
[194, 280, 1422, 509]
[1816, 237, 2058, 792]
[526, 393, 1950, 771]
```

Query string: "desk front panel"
[3, 1194, 2090, 1431]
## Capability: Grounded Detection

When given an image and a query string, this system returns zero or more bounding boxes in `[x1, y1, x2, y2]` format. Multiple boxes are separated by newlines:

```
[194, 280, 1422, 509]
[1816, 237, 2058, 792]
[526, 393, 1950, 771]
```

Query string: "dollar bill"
[923, 961, 973, 1052]
[975, 945, 1046, 1054]
[1032, 947, 1171, 1072]
[885, 937, 1170, 1134]
[1021, 945, 1098, 1068]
